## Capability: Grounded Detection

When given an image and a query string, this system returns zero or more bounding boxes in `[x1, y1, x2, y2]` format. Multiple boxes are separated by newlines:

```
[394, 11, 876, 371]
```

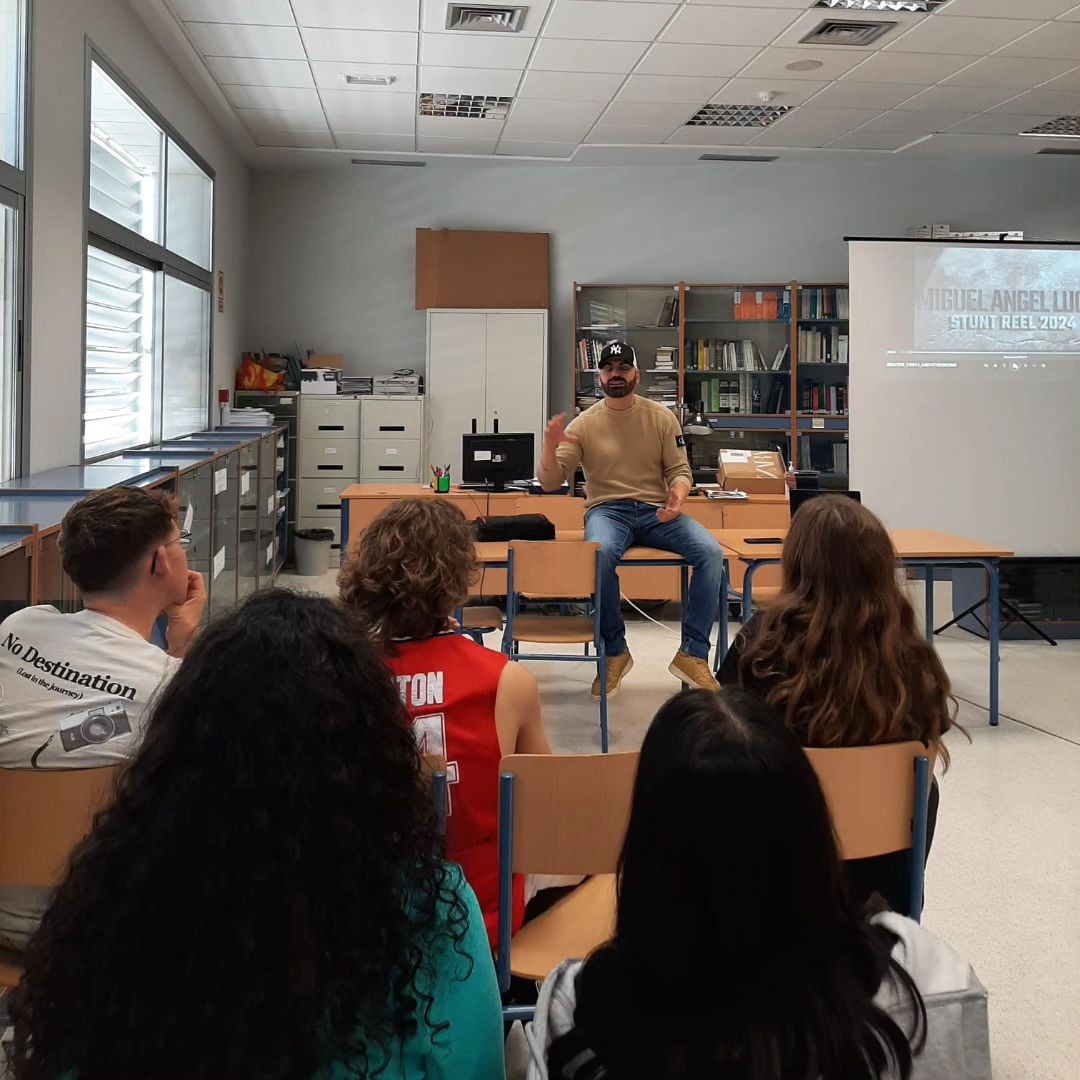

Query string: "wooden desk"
[713, 528, 1014, 727]
[340, 484, 787, 601]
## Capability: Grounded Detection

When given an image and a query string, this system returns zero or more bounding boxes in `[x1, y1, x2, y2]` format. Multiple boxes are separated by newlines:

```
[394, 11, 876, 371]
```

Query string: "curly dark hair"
[8, 589, 468, 1080]
[338, 498, 479, 652]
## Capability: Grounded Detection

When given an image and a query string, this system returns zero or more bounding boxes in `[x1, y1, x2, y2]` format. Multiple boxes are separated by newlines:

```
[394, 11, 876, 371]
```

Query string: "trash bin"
[293, 527, 334, 576]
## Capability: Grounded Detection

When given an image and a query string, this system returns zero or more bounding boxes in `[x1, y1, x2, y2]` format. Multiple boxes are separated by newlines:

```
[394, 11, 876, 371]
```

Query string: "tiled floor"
[280, 570, 1080, 1079]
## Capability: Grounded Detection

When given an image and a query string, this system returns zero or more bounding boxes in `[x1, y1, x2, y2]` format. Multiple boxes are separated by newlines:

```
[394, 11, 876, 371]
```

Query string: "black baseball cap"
[598, 341, 637, 368]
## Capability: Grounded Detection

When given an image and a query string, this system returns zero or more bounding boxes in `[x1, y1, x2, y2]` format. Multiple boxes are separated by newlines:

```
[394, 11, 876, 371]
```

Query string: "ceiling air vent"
[351, 159, 426, 167]
[700, 154, 779, 162]
[688, 103, 793, 129]
[446, 4, 528, 32]
[801, 19, 896, 46]
[1021, 116, 1080, 138]
[1037, 147, 1080, 155]
[419, 93, 512, 120]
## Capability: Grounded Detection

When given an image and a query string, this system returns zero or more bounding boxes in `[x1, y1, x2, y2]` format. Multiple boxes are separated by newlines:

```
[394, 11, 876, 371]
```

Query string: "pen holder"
[432, 475, 450, 493]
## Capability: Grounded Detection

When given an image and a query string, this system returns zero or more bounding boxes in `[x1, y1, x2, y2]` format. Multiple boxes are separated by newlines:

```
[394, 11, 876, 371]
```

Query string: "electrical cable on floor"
[620, 593, 680, 636]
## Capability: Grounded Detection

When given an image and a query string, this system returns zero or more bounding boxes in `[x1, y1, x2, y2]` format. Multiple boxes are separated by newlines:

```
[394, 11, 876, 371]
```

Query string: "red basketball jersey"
[385, 633, 523, 948]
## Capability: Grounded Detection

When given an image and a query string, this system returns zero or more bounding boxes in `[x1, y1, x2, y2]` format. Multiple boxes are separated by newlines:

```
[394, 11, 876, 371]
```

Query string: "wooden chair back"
[805, 742, 936, 860]
[509, 540, 599, 599]
[499, 752, 638, 875]
[0, 767, 119, 887]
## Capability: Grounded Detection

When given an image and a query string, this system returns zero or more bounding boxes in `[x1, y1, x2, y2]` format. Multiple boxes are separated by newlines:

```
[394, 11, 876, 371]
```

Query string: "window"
[84, 59, 214, 460]
[0, 0, 26, 482]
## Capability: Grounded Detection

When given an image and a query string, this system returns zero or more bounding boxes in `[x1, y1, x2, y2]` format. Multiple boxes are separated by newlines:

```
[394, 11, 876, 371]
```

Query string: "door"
[485, 313, 547, 465]
[427, 312, 487, 479]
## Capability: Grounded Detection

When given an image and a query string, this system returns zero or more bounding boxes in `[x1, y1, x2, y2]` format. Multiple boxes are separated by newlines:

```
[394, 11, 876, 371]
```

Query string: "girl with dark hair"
[9, 590, 504, 1080]
[514, 689, 985, 1080]
[340, 497, 552, 948]
[717, 494, 962, 911]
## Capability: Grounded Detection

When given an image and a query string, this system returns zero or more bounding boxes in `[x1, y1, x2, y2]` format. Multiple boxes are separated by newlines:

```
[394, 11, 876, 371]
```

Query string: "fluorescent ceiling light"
[815, 0, 949, 10]
[1020, 116, 1080, 138]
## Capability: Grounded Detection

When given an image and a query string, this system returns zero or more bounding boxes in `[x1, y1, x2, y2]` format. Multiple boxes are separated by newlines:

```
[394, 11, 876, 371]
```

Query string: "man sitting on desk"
[537, 340, 723, 697]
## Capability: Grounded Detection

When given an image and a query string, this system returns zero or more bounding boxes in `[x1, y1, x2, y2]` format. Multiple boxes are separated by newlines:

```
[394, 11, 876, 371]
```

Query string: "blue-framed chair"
[805, 742, 935, 921]
[505, 540, 610, 752]
[431, 768, 448, 838]
[458, 605, 504, 645]
[495, 752, 639, 1022]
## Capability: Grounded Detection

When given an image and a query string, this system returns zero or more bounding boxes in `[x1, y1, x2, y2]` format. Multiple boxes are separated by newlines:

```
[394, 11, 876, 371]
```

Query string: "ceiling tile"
[417, 115, 504, 138]
[845, 52, 975, 84]
[333, 133, 417, 151]
[292, 0, 420, 32]
[602, 100, 697, 126]
[1059, 5, 1080, 19]
[252, 130, 335, 149]
[417, 135, 500, 154]
[940, 0, 1077, 15]
[617, 74, 729, 103]
[321, 91, 417, 134]
[811, 80, 923, 110]
[748, 129, 832, 148]
[420, 66, 522, 96]
[500, 118, 596, 142]
[205, 56, 315, 88]
[496, 141, 577, 157]
[665, 125, 760, 146]
[737, 47, 866, 82]
[942, 56, 1078, 89]
[997, 21, 1080, 59]
[686, 0, 807, 7]
[238, 107, 329, 134]
[509, 98, 608, 126]
[860, 109, 974, 133]
[421, 32, 533, 68]
[637, 43, 760, 78]
[301, 28, 418, 64]
[310, 62, 418, 94]
[421, 0, 553, 35]
[585, 123, 678, 145]
[168, 0, 294, 24]
[224, 85, 322, 112]
[529, 38, 647, 74]
[519, 70, 624, 101]
[991, 88, 1080, 115]
[543, 0, 678, 42]
[763, 107, 885, 137]
[1039, 66, 1080, 90]
[895, 85, 1018, 113]
[185, 23, 306, 59]
[886, 16, 1040, 55]
[662, 5, 797, 46]
[948, 112, 1051, 134]
[712, 78, 827, 108]
[828, 131, 919, 151]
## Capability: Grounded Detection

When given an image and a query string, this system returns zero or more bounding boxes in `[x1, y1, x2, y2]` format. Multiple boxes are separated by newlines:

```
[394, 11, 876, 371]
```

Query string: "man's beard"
[603, 375, 636, 398]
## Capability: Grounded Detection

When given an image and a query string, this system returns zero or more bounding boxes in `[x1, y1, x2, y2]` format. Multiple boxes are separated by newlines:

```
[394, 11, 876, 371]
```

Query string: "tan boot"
[591, 651, 633, 700]
[669, 650, 719, 692]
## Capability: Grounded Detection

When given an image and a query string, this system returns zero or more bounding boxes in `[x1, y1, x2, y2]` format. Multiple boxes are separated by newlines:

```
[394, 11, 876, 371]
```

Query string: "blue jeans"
[584, 500, 724, 661]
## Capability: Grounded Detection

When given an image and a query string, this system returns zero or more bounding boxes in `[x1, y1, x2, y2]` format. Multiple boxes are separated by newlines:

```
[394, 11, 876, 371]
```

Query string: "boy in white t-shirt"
[0, 486, 205, 948]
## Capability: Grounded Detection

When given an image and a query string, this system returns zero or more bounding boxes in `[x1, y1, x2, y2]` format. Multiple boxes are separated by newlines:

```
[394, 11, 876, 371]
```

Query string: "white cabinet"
[427, 309, 548, 480]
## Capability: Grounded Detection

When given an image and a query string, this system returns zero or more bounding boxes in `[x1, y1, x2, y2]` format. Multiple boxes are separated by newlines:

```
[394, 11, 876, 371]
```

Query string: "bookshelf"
[573, 281, 849, 488]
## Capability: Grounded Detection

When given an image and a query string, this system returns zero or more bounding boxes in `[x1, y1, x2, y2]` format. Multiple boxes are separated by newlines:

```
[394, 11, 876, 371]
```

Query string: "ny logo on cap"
[608, 343, 623, 355]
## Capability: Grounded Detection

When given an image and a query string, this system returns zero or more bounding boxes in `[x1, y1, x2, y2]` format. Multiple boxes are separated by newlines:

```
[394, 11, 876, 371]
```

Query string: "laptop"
[789, 489, 862, 519]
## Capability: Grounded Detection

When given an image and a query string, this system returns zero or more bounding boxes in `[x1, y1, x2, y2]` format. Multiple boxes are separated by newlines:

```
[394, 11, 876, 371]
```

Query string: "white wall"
[245, 156, 1080, 415]
[27, 0, 251, 471]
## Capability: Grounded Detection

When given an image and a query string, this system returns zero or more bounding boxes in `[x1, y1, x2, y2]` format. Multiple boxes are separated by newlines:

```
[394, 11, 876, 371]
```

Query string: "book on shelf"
[733, 289, 791, 321]
[655, 295, 681, 328]
[799, 287, 850, 321]
[798, 327, 848, 364]
[587, 299, 623, 329]
[684, 338, 771, 372]
[798, 435, 848, 475]
[577, 338, 603, 370]
[694, 374, 790, 416]
[799, 380, 848, 415]
[654, 346, 677, 370]
[772, 344, 790, 371]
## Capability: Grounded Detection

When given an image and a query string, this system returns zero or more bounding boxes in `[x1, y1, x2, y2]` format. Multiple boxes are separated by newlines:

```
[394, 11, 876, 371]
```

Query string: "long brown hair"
[737, 495, 958, 766]
[338, 497, 478, 651]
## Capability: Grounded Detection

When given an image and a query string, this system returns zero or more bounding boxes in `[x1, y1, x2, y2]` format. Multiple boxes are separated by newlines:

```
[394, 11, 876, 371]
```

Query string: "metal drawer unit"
[299, 399, 361, 566]
[0, 525, 36, 620]
[0, 498, 81, 614]
[234, 392, 299, 563]
[360, 396, 424, 484]
[302, 437, 359, 478]
[361, 438, 422, 481]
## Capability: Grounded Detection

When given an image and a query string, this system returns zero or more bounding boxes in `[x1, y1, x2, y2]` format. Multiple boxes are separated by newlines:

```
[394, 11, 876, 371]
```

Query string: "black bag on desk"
[472, 514, 555, 542]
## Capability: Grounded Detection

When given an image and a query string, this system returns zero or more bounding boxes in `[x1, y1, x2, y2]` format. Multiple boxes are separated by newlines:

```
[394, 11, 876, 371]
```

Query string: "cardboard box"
[717, 449, 787, 494]
[300, 369, 341, 395]
[307, 353, 344, 369]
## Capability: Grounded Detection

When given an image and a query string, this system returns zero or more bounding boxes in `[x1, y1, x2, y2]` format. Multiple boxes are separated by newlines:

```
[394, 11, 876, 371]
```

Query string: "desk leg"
[340, 500, 350, 565]
[714, 559, 730, 675]
[742, 562, 757, 626]
[679, 565, 690, 689]
[924, 564, 934, 644]
[989, 559, 1000, 727]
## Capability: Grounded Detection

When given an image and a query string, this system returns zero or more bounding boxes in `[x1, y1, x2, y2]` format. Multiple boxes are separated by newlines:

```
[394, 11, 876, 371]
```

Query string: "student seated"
[717, 494, 959, 912]
[0, 486, 204, 951]
[339, 497, 552, 948]
[514, 689, 986, 1080]
[9, 591, 504, 1080]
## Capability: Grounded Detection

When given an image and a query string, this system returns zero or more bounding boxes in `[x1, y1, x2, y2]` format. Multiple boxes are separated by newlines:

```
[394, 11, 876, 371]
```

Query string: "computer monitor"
[461, 432, 535, 492]
[789, 488, 862, 519]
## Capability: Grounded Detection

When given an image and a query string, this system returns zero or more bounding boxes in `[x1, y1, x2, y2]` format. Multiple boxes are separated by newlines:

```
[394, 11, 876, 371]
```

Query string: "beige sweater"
[537, 396, 694, 510]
